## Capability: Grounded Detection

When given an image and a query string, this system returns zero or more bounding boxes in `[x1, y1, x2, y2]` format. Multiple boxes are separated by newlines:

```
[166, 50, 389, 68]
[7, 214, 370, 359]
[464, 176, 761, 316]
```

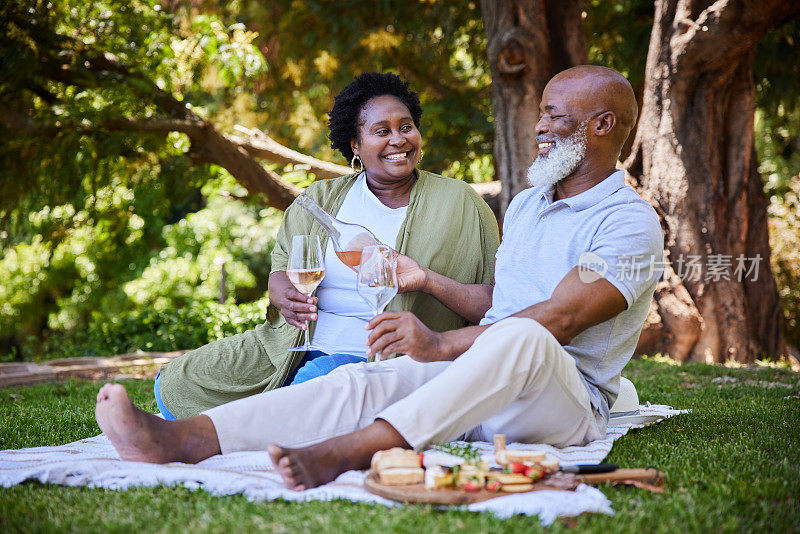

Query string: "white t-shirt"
[311, 174, 408, 356]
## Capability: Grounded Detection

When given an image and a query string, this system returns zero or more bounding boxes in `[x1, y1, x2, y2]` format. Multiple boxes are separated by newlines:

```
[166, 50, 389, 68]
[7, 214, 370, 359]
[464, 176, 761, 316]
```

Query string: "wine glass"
[286, 235, 325, 352]
[357, 244, 398, 372]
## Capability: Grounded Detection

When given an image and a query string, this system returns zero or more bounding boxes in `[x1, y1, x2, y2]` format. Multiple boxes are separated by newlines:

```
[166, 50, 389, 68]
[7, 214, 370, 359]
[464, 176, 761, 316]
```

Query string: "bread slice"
[505, 449, 547, 464]
[500, 483, 535, 493]
[486, 472, 532, 485]
[371, 448, 421, 472]
[378, 467, 424, 486]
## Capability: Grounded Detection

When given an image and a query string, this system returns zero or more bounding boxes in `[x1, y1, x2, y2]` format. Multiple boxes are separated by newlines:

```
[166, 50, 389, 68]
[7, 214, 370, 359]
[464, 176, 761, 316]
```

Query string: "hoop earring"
[418, 149, 424, 165]
[350, 155, 363, 173]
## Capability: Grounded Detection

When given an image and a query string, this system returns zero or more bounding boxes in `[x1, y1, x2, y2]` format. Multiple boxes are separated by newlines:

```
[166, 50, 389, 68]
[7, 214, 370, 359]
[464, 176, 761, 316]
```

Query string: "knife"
[560, 462, 618, 474]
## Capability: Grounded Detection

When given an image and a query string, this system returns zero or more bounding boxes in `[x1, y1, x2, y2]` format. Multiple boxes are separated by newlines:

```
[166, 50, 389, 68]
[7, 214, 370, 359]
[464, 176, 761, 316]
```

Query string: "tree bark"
[625, 0, 799, 363]
[480, 0, 586, 218]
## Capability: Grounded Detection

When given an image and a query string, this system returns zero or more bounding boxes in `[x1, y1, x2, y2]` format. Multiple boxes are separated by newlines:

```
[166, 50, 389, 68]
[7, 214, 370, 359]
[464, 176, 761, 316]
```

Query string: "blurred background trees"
[1, 0, 798, 364]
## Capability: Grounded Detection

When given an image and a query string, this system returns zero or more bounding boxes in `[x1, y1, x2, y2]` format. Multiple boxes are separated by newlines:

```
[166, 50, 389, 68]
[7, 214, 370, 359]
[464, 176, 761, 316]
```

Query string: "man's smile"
[537, 140, 556, 156]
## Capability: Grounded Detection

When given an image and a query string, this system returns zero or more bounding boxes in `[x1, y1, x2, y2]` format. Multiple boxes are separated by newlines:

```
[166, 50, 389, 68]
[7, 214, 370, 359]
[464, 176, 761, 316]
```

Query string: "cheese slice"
[424, 465, 454, 489]
[540, 456, 560, 474]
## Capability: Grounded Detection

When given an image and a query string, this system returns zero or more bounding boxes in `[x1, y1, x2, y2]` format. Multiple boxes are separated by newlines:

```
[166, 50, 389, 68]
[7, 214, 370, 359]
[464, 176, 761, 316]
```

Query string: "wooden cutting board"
[364, 468, 664, 505]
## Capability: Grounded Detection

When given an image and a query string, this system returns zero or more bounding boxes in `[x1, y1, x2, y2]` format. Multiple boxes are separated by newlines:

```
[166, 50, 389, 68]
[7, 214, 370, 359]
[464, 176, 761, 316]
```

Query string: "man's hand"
[269, 271, 317, 329]
[394, 252, 428, 293]
[365, 311, 444, 362]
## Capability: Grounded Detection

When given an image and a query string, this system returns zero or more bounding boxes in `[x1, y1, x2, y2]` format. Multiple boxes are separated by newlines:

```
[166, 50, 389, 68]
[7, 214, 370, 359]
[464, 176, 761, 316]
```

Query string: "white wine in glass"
[287, 234, 325, 352]
[287, 268, 325, 295]
[357, 244, 398, 373]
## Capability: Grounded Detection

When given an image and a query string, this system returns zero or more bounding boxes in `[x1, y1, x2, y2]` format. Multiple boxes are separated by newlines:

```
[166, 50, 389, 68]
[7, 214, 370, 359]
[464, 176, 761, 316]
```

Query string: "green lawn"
[1, 357, 799, 533]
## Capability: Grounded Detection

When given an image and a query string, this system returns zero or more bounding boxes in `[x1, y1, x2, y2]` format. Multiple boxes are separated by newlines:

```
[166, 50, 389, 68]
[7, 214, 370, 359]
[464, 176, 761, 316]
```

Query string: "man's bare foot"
[95, 383, 176, 463]
[266, 420, 410, 491]
[267, 443, 352, 491]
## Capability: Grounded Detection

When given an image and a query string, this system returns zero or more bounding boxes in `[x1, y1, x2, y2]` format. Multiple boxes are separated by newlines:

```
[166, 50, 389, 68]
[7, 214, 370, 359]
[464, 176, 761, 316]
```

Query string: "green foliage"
[0, 0, 268, 217]
[755, 20, 800, 197]
[584, 0, 654, 89]
[0, 0, 278, 360]
[1, 180, 176, 342]
[125, 185, 280, 311]
[1, 359, 799, 531]
[768, 179, 800, 350]
[0, 174, 281, 360]
[195, 0, 493, 179]
[51, 298, 269, 358]
[433, 442, 482, 466]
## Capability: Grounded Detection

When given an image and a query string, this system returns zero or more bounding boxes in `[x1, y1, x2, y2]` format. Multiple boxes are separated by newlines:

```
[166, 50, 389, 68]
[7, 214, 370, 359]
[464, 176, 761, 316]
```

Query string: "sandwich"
[371, 448, 424, 486]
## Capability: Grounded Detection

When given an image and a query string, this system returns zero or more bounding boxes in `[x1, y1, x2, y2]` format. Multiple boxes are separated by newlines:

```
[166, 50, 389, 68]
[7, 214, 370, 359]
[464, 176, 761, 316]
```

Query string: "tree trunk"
[481, 0, 586, 219]
[625, 0, 799, 363]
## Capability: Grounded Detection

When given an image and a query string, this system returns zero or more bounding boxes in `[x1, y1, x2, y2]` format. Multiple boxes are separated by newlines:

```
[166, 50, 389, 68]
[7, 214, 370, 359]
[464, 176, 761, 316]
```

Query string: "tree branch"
[675, 0, 800, 72]
[13, 39, 305, 209]
[229, 126, 351, 179]
[8, 23, 502, 214]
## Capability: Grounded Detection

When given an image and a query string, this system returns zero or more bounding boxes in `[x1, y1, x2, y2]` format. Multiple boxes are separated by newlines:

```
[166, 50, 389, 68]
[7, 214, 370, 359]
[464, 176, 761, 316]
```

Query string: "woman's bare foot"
[95, 383, 179, 463]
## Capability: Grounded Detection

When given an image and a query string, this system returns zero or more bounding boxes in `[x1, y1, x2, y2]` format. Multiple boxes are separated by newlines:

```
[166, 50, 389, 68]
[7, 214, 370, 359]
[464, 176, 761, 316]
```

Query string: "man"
[95, 65, 663, 491]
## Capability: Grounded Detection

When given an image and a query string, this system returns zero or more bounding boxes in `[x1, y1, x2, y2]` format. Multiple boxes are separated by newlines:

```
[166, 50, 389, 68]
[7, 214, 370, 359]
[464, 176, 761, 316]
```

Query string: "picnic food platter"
[363, 435, 665, 505]
[364, 470, 582, 505]
[364, 467, 665, 505]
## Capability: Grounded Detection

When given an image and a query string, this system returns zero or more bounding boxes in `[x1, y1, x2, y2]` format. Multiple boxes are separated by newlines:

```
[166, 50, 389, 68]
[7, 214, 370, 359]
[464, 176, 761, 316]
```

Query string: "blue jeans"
[288, 351, 366, 385]
[154, 371, 177, 421]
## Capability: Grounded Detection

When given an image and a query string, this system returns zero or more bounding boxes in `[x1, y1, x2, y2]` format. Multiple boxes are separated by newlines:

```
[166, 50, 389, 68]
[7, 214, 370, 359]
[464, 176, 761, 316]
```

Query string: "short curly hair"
[328, 72, 423, 163]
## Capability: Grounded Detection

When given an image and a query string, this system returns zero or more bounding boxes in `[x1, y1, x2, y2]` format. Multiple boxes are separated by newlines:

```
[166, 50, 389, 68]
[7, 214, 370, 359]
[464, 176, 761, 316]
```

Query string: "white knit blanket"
[0, 404, 685, 525]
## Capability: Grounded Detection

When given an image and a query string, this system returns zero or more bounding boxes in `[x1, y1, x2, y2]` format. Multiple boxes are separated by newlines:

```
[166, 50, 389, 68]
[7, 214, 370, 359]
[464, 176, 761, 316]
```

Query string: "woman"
[156, 72, 499, 419]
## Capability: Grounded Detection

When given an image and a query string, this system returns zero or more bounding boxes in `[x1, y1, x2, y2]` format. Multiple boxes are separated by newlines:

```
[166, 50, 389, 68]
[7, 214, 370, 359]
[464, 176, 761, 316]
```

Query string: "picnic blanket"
[0, 403, 686, 525]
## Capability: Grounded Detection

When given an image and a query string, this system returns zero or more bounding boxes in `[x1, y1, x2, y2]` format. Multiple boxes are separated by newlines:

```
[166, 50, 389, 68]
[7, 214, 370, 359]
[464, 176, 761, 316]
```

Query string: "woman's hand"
[268, 271, 318, 329]
[365, 311, 445, 362]
[394, 252, 428, 293]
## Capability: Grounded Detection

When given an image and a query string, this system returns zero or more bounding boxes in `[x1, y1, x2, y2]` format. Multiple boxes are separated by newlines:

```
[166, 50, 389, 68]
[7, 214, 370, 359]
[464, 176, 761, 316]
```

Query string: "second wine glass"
[357, 244, 398, 371]
[286, 234, 325, 352]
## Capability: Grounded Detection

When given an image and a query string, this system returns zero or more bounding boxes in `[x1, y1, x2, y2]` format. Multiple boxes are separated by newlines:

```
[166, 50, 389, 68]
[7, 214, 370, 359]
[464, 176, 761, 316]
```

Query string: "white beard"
[526, 123, 588, 188]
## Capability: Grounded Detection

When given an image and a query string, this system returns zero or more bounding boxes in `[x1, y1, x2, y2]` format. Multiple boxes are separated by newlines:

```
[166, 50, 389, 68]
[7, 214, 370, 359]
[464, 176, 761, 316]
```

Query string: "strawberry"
[485, 480, 502, 492]
[524, 464, 545, 481]
[510, 462, 527, 474]
[463, 480, 482, 492]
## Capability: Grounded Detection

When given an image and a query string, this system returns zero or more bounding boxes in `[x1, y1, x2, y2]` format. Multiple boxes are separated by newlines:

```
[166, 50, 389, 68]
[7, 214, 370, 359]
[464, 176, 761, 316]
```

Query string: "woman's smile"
[383, 150, 412, 162]
[351, 94, 422, 187]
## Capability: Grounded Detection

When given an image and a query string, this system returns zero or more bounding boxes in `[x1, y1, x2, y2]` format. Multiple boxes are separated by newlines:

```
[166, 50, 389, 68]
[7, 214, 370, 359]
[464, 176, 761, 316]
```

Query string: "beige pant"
[204, 318, 605, 453]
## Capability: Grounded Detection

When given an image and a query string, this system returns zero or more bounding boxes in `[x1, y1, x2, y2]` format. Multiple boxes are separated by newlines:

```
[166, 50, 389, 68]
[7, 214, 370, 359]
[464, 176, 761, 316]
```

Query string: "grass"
[1, 357, 799, 533]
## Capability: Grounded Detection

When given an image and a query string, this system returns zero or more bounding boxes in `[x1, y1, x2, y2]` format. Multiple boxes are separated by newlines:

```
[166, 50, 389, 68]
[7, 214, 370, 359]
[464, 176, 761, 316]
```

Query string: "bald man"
[94, 66, 664, 490]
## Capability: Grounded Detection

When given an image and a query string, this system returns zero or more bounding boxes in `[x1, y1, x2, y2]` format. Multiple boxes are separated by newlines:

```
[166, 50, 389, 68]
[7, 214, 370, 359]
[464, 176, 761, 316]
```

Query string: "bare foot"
[95, 383, 175, 463]
[266, 420, 410, 491]
[267, 443, 351, 491]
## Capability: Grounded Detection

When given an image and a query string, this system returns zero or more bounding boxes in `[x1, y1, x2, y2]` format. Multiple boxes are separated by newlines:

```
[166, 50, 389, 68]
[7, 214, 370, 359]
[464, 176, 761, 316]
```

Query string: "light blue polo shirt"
[481, 170, 664, 421]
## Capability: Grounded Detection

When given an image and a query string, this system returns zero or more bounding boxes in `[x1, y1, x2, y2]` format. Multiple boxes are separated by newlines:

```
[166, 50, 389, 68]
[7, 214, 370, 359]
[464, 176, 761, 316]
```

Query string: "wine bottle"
[295, 193, 381, 269]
